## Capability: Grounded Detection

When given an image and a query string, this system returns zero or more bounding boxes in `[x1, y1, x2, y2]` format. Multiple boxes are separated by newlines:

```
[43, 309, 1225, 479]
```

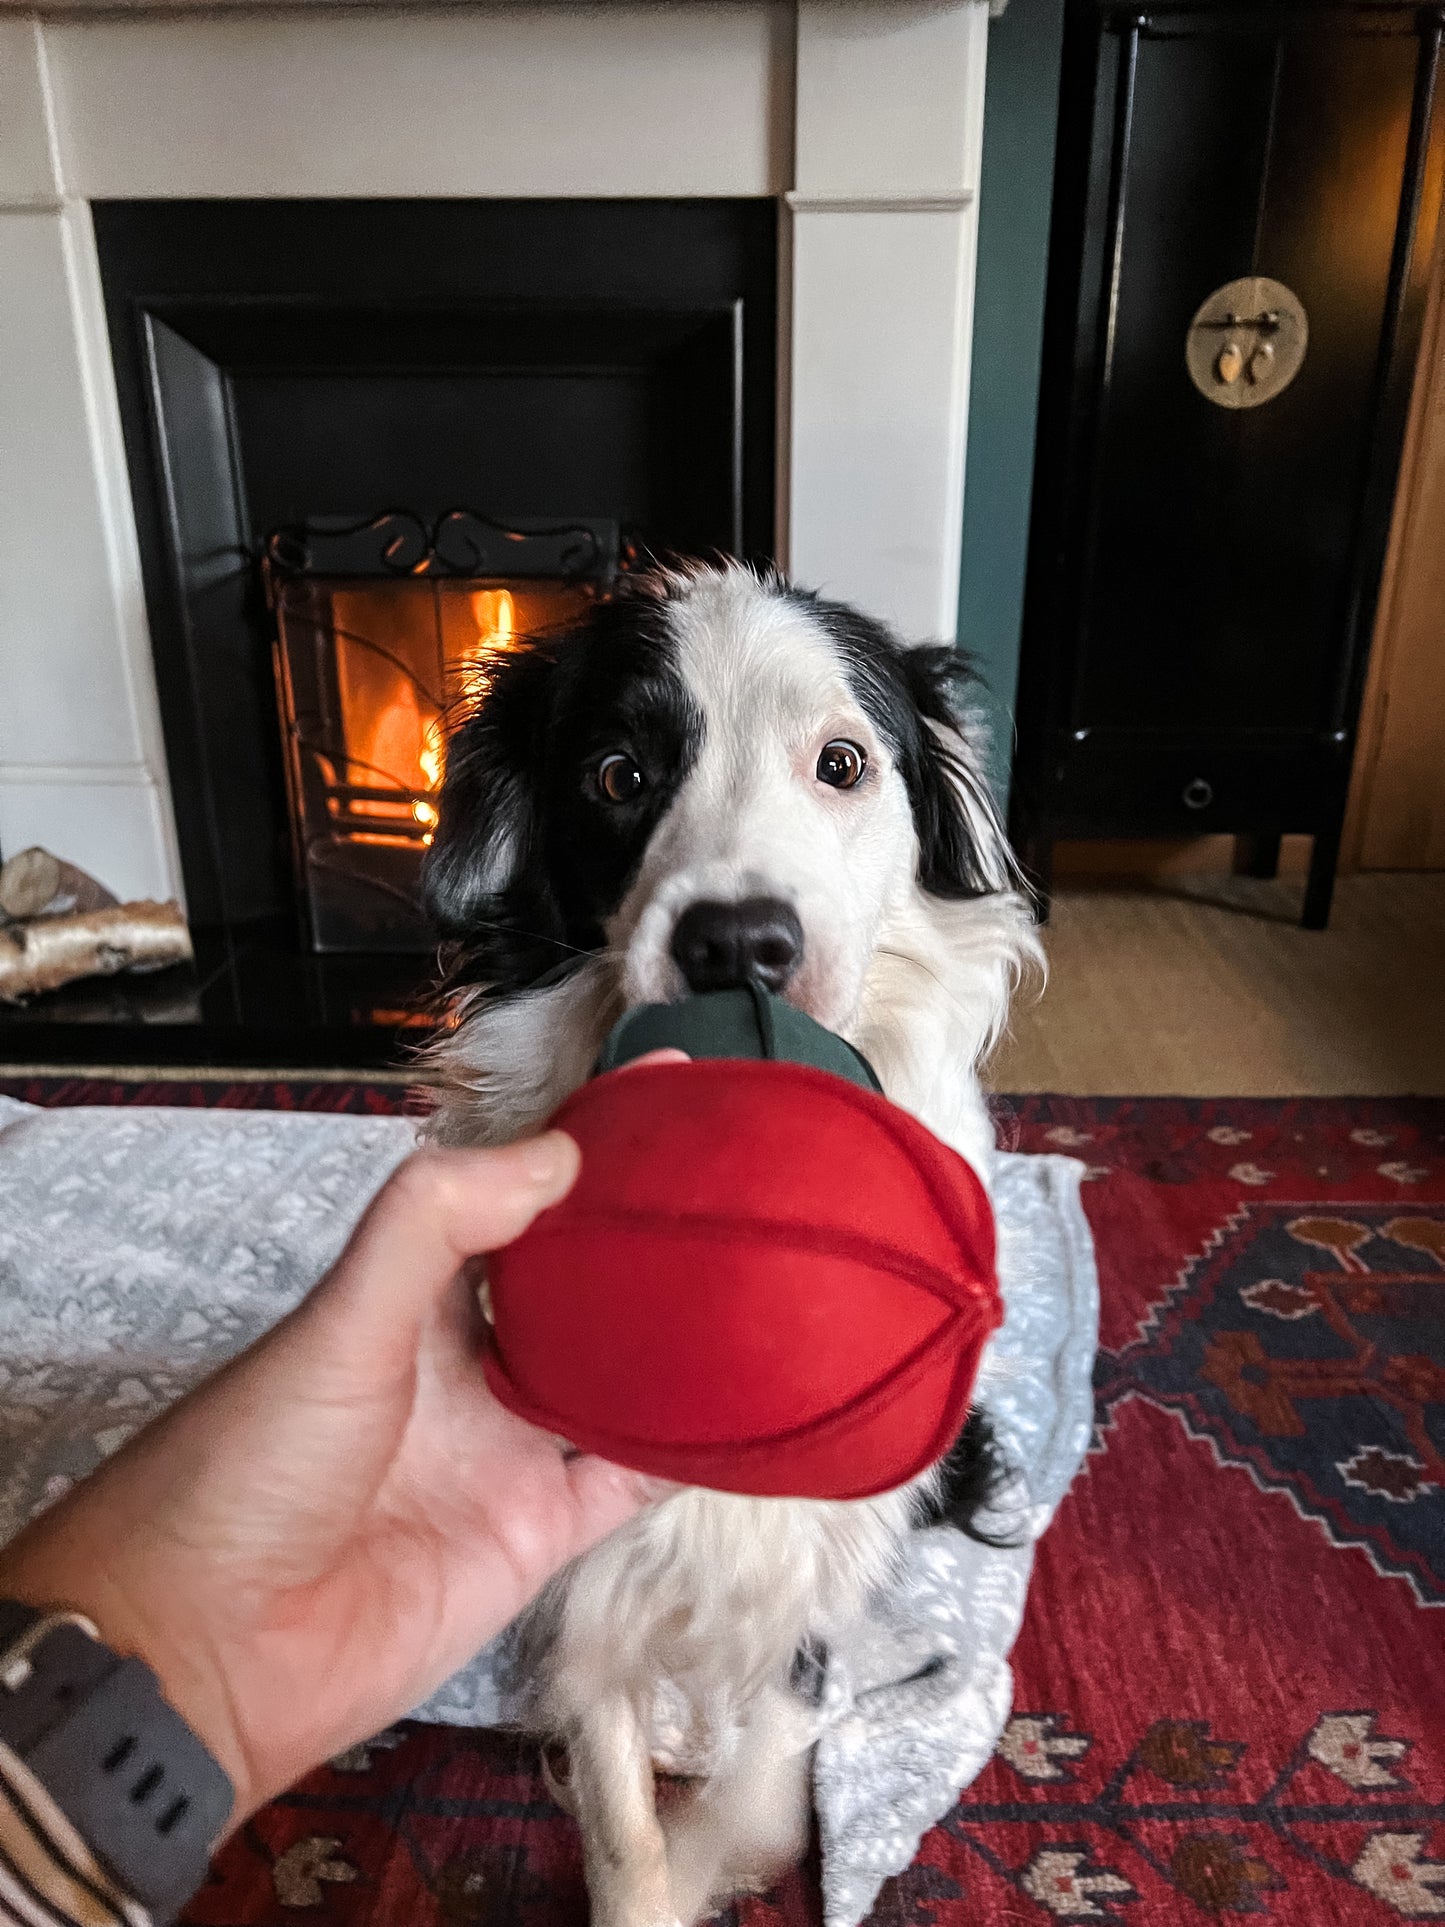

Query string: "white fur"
[427, 565, 1040, 1926]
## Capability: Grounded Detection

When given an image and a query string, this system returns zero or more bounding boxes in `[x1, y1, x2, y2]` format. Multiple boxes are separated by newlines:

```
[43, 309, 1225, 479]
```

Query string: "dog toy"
[483, 986, 1000, 1500]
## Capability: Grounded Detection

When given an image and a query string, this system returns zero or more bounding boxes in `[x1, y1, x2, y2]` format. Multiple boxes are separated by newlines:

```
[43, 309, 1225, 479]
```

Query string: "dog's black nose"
[670, 897, 804, 994]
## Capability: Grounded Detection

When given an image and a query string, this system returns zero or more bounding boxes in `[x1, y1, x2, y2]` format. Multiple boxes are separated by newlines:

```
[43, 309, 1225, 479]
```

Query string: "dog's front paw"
[584, 1849, 682, 1927]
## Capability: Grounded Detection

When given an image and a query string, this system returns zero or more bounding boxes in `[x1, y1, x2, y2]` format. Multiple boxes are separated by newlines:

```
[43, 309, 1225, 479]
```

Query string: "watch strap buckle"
[0, 1612, 101, 1694]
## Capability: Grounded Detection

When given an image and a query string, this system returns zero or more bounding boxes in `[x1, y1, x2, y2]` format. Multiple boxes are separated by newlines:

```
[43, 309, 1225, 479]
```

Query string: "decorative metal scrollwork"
[1185, 277, 1309, 410]
[262, 508, 620, 583]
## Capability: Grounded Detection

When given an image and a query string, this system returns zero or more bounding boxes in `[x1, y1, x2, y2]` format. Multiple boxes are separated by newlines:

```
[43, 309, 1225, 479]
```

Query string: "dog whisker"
[451, 920, 597, 960]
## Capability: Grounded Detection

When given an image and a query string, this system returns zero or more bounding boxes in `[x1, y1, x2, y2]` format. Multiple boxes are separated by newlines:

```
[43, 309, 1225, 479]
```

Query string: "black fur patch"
[794, 592, 1007, 899]
[422, 592, 704, 992]
[788, 1637, 829, 1707]
[914, 1409, 1020, 1546]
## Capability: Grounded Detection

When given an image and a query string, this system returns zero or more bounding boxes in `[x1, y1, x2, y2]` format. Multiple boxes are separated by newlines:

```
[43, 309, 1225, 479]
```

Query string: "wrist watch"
[0, 1599, 233, 1922]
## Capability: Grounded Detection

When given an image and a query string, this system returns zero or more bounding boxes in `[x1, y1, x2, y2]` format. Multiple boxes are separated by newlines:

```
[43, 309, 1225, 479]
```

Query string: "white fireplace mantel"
[0, 0, 992, 905]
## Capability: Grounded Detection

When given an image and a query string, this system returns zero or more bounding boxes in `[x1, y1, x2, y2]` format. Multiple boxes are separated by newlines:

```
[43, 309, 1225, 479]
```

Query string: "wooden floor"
[990, 871, 1445, 1096]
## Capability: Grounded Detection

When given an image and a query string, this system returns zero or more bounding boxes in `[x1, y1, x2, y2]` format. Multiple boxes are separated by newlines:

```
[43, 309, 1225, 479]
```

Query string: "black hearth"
[3, 199, 775, 1066]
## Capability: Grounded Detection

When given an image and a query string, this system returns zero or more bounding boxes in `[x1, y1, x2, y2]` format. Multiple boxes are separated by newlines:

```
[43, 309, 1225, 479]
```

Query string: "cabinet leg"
[1234, 833, 1282, 880]
[1302, 824, 1342, 930]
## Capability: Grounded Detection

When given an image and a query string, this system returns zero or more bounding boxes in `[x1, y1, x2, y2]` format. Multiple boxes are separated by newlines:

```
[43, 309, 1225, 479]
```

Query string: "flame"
[312, 579, 578, 852]
[419, 718, 445, 792]
[467, 587, 517, 673]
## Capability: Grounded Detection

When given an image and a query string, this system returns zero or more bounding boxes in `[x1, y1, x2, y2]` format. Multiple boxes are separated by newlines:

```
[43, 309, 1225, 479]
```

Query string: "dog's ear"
[896, 643, 1016, 900]
[804, 592, 1017, 899]
[421, 643, 561, 972]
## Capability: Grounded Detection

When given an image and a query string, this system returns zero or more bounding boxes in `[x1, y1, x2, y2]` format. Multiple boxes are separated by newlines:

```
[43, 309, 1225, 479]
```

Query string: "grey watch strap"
[0, 1599, 233, 1923]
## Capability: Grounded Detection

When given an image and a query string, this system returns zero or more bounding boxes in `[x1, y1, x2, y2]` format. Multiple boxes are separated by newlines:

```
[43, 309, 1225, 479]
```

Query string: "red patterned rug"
[6, 1082, 1442, 1923]
[955, 1097, 1445, 1925]
[0, 1073, 425, 1115]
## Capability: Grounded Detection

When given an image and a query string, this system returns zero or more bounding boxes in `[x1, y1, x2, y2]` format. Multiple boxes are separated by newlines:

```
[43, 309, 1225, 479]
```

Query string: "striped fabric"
[0, 1745, 148, 1927]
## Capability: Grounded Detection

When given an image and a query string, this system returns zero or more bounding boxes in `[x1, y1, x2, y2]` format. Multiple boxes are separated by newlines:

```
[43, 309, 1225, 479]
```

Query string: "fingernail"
[520, 1130, 579, 1191]
[616, 1048, 690, 1073]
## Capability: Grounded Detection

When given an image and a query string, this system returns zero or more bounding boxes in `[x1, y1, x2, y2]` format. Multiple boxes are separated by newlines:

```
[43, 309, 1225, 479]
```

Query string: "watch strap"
[0, 1600, 233, 1922]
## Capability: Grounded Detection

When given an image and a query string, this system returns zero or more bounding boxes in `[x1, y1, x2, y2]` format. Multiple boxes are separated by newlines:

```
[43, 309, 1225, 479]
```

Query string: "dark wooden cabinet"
[1010, 2, 1445, 925]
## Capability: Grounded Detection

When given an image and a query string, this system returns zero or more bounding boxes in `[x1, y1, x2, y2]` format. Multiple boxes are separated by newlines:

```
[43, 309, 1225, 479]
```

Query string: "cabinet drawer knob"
[1182, 777, 1214, 811]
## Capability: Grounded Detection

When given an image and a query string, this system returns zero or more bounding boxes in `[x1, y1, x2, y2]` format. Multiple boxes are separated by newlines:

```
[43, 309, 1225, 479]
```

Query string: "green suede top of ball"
[594, 985, 882, 1094]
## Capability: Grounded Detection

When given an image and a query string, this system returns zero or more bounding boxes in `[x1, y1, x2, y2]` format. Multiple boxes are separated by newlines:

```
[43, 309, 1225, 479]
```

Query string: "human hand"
[0, 1133, 654, 1829]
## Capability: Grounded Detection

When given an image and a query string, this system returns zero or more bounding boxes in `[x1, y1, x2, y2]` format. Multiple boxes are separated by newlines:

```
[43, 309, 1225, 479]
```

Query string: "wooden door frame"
[1343, 215, 1445, 870]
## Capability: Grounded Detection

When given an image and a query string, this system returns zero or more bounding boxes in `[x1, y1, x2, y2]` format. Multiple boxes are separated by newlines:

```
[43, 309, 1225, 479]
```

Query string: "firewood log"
[0, 901, 192, 1002]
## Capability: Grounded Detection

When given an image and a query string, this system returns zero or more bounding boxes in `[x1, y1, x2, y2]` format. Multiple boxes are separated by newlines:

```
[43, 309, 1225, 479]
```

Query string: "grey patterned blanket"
[0, 1098, 1096, 1927]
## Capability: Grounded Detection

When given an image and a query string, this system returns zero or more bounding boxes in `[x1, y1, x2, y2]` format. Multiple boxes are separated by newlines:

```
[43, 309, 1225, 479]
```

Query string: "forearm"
[0, 1458, 256, 1828]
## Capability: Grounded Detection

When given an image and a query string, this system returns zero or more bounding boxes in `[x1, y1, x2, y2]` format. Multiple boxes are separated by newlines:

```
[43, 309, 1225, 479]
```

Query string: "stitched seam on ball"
[483, 1307, 985, 1459]
[556, 1059, 999, 1319]
[513, 1206, 977, 1313]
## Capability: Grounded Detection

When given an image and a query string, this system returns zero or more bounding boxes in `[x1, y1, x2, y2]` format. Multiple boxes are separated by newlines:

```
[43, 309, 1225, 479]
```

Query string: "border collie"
[422, 562, 1037, 1927]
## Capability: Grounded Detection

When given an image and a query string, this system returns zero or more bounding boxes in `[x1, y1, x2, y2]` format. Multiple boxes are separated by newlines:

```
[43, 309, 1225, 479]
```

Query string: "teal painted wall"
[957, 0, 1067, 805]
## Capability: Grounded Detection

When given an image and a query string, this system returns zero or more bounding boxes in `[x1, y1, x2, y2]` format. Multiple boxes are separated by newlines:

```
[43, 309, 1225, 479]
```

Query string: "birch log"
[0, 902, 192, 1002]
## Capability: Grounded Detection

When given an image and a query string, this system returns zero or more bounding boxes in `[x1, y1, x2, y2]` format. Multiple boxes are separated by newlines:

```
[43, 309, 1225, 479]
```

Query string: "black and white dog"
[422, 562, 1037, 1927]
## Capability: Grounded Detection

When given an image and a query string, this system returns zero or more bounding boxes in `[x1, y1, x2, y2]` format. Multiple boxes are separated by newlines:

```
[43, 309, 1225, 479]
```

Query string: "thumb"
[301, 1137, 581, 1377]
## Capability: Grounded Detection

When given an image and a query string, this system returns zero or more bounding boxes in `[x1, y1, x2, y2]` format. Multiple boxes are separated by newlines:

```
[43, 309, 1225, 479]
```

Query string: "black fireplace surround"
[6, 199, 776, 1067]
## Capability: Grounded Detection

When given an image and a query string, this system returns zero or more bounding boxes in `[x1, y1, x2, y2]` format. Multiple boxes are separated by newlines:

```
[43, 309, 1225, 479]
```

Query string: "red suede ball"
[482, 1057, 1000, 1500]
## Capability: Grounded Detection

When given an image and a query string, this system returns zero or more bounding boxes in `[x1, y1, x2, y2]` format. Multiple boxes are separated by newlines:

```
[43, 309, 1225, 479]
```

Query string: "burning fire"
[468, 587, 516, 670]
[414, 718, 445, 835]
[406, 589, 520, 840]
[345, 589, 523, 844]
[312, 578, 585, 851]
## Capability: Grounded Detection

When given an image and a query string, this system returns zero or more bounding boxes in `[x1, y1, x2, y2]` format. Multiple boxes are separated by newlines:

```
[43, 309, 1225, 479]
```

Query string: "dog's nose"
[670, 897, 804, 995]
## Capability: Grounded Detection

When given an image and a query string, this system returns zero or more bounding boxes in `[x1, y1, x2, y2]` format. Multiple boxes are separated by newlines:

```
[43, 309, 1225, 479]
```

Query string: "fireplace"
[82, 196, 775, 1049]
[0, 1, 991, 1069]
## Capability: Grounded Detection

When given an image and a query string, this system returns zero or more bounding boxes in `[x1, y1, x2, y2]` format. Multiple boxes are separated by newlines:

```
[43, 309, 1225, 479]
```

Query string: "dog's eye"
[596, 753, 646, 803]
[816, 740, 867, 790]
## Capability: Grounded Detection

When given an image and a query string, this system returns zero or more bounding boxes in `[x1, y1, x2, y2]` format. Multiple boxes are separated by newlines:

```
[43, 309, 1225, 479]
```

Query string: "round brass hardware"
[1182, 778, 1214, 811]
[1186, 276, 1308, 409]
